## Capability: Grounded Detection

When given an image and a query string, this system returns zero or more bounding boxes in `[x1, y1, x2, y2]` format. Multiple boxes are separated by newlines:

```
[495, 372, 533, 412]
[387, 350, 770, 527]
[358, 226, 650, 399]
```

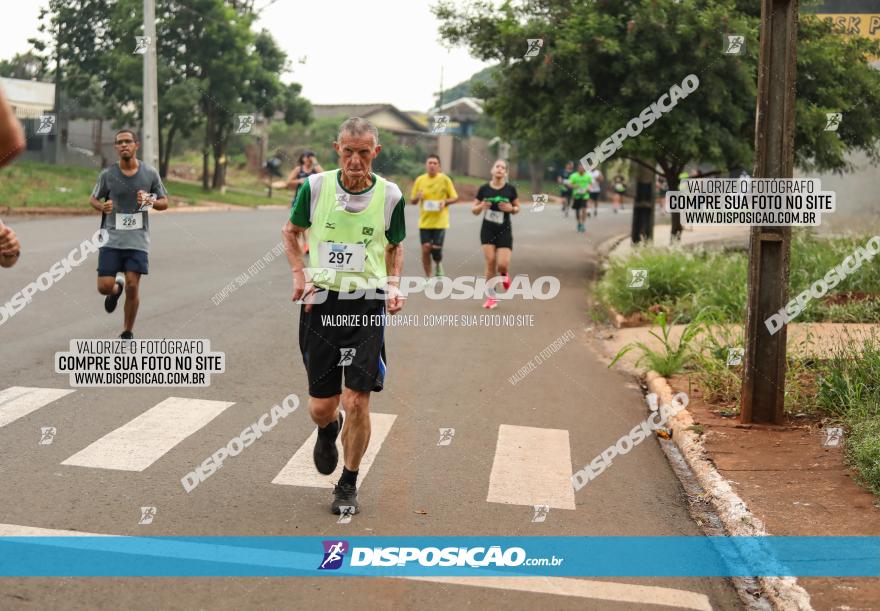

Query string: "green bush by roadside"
[596, 232, 880, 324]
[817, 334, 880, 496]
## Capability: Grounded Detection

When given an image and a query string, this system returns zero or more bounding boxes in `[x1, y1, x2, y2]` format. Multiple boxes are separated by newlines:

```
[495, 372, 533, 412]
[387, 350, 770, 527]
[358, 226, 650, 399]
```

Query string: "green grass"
[0, 160, 291, 209]
[815, 333, 880, 496]
[596, 231, 880, 324]
[167, 179, 291, 207]
[0, 161, 100, 208]
[686, 322, 880, 497]
[610, 310, 705, 377]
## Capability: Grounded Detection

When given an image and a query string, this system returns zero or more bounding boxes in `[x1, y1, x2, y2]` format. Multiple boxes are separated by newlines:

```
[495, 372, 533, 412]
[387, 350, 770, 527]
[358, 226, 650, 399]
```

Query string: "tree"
[30, 0, 311, 184]
[0, 52, 50, 80]
[435, 0, 880, 237]
[435, 64, 499, 107]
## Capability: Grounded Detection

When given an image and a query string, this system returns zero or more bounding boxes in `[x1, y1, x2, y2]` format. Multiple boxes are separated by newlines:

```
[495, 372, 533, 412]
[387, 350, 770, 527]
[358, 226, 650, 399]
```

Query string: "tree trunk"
[529, 158, 543, 196]
[211, 126, 226, 190]
[669, 168, 684, 241]
[202, 111, 213, 190]
[160, 123, 177, 179]
[630, 161, 656, 244]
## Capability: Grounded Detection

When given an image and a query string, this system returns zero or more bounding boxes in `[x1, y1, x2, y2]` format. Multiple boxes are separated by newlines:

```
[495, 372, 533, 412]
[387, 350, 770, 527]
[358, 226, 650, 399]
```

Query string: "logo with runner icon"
[726, 347, 744, 366]
[133, 36, 151, 54]
[431, 115, 450, 134]
[335, 192, 350, 211]
[338, 348, 356, 367]
[524, 38, 543, 58]
[36, 114, 56, 135]
[822, 427, 844, 448]
[824, 112, 842, 132]
[139, 506, 157, 525]
[235, 115, 256, 134]
[39, 426, 57, 445]
[319, 540, 349, 570]
[532, 505, 550, 523]
[337, 506, 356, 524]
[437, 427, 455, 446]
[308, 268, 335, 285]
[723, 34, 745, 55]
[628, 269, 649, 289]
[531, 194, 548, 212]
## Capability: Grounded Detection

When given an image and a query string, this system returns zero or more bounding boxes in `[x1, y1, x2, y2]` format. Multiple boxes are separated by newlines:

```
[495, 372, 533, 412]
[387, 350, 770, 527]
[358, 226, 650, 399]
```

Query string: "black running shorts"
[480, 221, 513, 250]
[298, 289, 387, 398]
[419, 228, 446, 247]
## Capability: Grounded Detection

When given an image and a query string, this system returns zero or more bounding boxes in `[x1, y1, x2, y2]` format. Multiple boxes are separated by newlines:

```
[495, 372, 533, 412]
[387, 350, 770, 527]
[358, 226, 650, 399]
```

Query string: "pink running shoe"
[482, 296, 498, 309]
[502, 273, 511, 290]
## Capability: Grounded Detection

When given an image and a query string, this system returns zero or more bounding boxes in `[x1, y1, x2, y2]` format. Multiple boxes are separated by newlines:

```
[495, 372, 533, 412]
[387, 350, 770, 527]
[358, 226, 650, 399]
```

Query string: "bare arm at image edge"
[0, 220, 21, 268]
[0, 87, 25, 168]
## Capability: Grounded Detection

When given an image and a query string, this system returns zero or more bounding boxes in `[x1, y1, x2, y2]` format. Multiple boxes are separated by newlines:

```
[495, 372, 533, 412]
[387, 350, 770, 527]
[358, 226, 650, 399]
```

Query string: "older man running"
[282, 117, 406, 515]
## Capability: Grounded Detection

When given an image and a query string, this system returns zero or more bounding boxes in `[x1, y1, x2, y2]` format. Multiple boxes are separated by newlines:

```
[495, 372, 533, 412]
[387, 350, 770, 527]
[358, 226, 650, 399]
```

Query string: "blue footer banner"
[0, 536, 877, 577]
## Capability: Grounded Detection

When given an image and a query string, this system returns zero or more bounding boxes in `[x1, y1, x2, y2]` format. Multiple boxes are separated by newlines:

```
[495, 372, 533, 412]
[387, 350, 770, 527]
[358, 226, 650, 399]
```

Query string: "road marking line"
[61, 397, 234, 471]
[272, 412, 396, 488]
[0, 524, 108, 536]
[0, 387, 75, 429]
[0, 525, 709, 610]
[487, 424, 576, 510]
[399, 577, 712, 610]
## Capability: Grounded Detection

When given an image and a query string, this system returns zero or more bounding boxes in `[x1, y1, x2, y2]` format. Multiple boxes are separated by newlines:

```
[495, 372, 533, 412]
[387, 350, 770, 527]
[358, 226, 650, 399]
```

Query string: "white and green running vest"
[308, 171, 388, 292]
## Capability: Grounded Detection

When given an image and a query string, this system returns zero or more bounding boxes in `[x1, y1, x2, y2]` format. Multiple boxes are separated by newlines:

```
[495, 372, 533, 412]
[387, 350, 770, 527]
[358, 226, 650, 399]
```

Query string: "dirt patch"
[821, 291, 878, 306]
[455, 183, 479, 201]
[168, 163, 200, 181]
[670, 373, 880, 611]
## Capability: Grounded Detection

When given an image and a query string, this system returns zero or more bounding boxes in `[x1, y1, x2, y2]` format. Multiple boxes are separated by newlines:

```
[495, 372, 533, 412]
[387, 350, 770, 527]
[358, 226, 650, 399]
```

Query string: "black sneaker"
[331, 482, 359, 515]
[120, 331, 134, 340]
[313, 412, 343, 475]
[104, 277, 124, 313]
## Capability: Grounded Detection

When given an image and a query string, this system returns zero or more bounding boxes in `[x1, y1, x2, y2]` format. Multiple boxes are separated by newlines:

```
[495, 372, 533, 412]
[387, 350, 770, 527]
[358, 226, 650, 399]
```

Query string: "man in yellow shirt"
[410, 154, 458, 277]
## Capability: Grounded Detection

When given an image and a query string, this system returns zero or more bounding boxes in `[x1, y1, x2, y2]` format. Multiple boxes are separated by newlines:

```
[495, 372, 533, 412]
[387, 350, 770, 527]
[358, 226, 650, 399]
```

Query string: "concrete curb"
[644, 371, 814, 611]
[596, 233, 629, 260]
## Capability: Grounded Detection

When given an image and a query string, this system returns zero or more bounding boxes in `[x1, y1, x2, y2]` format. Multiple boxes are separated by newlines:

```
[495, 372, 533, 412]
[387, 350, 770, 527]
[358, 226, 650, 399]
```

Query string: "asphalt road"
[0, 201, 743, 610]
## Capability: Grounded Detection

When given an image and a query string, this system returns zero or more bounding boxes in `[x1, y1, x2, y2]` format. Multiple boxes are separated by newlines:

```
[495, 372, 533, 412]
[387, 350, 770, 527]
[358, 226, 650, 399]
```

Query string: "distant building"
[427, 97, 483, 137]
[312, 103, 427, 136]
[1, 76, 117, 167]
[309, 99, 514, 179]
[798, 0, 880, 229]
[1, 76, 55, 162]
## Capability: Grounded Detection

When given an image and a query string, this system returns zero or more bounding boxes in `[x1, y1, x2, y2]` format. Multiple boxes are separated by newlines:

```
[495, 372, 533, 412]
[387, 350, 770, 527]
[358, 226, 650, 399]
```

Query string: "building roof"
[311, 103, 427, 133]
[1, 77, 55, 118]
[428, 96, 484, 120]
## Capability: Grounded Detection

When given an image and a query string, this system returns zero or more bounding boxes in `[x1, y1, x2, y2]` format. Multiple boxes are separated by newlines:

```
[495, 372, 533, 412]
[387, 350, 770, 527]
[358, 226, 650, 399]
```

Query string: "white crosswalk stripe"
[0, 386, 75, 429]
[1, 388, 583, 507]
[61, 397, 234, 471]
[487, 424, 577, 510]
[272, 412, 397, 488]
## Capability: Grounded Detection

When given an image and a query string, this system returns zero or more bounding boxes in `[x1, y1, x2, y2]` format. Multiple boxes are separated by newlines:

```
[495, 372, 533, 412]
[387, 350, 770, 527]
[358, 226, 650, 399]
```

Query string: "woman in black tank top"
[287, 151, 324, 200]
[287, 151, 324, 253]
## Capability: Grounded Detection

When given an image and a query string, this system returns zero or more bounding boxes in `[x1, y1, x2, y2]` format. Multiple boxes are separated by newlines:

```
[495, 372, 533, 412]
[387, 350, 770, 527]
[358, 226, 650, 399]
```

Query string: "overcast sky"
[1, 0, 491, 111]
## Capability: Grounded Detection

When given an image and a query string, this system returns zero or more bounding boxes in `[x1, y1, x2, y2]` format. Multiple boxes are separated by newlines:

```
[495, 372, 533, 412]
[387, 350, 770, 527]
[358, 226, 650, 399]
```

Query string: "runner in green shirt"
[565, 164, 593, 233]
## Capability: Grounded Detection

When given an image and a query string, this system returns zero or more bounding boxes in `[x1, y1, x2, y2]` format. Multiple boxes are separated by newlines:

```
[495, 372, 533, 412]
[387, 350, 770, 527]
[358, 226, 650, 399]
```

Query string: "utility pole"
[438, 66, 444, 111]
[142, 0, 159, 168]
[740, 0, 799, 424]
[53, 17, 62, 164]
